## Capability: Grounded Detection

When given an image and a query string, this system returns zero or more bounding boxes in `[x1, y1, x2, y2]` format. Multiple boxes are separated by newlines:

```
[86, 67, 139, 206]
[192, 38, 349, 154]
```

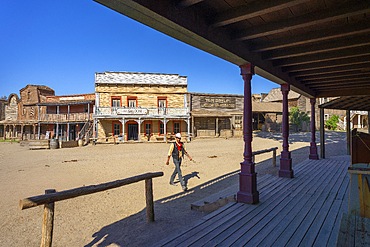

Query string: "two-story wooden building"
[37, 94, 95, 141]
[0, 85, 95, 142]
[93, 71, 191, 143]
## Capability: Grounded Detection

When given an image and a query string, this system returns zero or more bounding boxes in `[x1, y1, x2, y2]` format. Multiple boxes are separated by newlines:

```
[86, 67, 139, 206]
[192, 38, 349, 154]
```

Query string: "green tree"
[325, 114, 339, 130]
[289, 106, 310, 126]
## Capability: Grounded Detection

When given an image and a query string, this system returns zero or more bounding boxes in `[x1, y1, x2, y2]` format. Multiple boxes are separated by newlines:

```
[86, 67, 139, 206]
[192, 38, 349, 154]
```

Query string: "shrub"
[325, 115, 339, 130]
[289, 107, 310, 126]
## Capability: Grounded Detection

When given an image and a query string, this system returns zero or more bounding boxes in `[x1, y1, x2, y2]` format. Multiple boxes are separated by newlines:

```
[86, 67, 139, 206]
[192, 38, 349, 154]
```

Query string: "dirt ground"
[0, 131, 347, 247]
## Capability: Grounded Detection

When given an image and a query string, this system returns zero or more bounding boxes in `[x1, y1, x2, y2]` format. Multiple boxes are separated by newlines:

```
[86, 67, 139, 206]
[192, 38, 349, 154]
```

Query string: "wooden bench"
[336, 213, 370, 246]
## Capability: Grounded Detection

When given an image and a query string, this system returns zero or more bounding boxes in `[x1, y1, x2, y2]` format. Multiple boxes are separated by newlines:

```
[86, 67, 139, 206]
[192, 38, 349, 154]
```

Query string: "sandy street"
[0, 131, 346, 246]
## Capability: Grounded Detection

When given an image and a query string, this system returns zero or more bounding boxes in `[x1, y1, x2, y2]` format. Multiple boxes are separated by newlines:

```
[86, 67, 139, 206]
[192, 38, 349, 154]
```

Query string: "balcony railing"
[94, 107, 189, 117]
[39, 113, 92, 122]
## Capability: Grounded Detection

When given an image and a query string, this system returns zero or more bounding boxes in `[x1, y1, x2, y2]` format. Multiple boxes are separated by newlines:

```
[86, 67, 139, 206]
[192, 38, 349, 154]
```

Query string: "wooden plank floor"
[157, 156, 350, 247]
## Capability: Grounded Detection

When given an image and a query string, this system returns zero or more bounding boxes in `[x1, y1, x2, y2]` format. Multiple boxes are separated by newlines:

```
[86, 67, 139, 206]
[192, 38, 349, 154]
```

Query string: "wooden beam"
[212, 0, 309, 27]
[316, 88, 370, 97]
[20, 172, 164, 210]
[284, 57, 370, 73]
[303, 76, 370, 85]
[233, 1, 370, 41]
[251, 20, 370, 52]
[262, 35, 370, 61]
[275, 46, 370, 67]
[177, 0, 204, 8]
[294, 68, 370, 80]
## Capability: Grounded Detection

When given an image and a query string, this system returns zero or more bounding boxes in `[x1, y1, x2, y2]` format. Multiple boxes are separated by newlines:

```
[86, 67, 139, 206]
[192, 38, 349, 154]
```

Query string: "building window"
[158, 97, 167, 108]
[111, 97, 121, 107]
[159, 123, 164, 135]
[145, 122, 152, 136]
[174, 122, 180, 134]
[324, 114, 329, 120]
[127, 97, 137, 108]
[235, 115, 243, 129]
[113, 123, 120, 136]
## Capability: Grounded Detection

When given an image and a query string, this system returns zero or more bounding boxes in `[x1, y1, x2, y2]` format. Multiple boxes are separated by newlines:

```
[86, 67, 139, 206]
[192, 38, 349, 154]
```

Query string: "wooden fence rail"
[252, 147, 278, 166]
[19, 172, 164, 247]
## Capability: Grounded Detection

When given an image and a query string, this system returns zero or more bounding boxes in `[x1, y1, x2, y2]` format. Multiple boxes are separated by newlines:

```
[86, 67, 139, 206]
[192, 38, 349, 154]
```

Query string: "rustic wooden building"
[37, 94, 95, 141]
[0, 85, 55, 140]
[0, 98, 7, 137]
[190, 93, 282, 138]
[0, 85, 95, 141]
[93, 71, 190, 143]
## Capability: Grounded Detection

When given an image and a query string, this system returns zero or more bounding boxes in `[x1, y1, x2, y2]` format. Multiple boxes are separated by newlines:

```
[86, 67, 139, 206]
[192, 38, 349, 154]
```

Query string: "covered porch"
[158, 156, 351, 246]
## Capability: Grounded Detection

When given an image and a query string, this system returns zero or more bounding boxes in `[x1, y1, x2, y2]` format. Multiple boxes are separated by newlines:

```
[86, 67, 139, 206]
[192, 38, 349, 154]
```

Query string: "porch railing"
[94, 107, 189, 117]
[39, 113, 92, 122]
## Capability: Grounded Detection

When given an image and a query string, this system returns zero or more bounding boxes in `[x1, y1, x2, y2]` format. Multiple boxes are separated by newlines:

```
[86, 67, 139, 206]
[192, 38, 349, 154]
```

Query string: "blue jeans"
[170, 158, 185, 187]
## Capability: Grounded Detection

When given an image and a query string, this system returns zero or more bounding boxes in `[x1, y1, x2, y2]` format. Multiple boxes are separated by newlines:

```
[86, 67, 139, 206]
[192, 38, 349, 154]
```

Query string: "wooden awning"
[95, 0, 370, 98]
[319, 96, 370, 111]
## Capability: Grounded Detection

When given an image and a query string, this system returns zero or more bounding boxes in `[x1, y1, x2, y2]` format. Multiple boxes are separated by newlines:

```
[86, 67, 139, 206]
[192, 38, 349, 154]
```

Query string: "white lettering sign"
[116, 108, 148, 115]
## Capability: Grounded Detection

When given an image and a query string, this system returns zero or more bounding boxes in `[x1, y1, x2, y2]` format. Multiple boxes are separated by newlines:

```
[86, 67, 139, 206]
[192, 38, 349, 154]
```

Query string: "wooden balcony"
[94, 107, 189, 118]
[39, 113, 92, 122]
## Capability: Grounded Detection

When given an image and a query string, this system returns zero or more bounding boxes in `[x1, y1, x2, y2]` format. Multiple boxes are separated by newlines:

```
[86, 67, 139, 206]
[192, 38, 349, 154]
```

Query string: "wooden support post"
[309, 98, 319, 160]
[346, 110, 351, 155]
[320, 107, 325, 159]
[273, 149, 276, 167]
[145, 178, 154, 222]
[237, 63, 259, 204]
[40, 189, 56, 247]
[279, 84, 293, 178]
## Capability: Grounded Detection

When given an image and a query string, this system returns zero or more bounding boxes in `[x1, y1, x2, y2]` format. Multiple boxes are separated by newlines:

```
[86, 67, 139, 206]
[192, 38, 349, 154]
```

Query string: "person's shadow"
[183, 171, 200, 187]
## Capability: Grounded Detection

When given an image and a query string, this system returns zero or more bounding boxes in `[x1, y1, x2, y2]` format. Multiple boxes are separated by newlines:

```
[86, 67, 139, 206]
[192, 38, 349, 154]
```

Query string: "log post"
[40, 189, 56, 247]
[273, 149, 276, 167]
[145, 178, 154, 222]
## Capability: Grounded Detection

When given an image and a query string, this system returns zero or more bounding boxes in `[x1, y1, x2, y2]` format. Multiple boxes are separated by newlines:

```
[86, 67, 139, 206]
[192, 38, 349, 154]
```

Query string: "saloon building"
[93, 71, 191, 143]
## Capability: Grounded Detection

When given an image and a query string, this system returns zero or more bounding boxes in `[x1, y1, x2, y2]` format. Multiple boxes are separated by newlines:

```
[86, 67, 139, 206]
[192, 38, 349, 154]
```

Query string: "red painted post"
[279, 84, 294, 178]
[309, 98, 319, 160]
[237, 64, 259, 204]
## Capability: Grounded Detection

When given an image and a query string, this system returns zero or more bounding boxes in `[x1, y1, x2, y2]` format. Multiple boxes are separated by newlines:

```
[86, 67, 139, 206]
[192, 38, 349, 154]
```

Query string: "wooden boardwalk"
[157, 156, 350, 246]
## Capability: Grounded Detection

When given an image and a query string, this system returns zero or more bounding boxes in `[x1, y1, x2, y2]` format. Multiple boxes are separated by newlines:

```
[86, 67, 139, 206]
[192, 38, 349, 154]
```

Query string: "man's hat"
[175, 133, 181, 138]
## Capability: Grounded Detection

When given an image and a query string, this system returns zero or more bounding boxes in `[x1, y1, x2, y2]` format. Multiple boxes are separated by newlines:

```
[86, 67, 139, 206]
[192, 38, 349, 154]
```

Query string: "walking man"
[166, 133, 192, 191]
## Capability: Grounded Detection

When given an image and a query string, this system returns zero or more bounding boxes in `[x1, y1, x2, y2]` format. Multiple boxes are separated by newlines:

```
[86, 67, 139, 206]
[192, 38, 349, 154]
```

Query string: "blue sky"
[0, 0, 278, 98]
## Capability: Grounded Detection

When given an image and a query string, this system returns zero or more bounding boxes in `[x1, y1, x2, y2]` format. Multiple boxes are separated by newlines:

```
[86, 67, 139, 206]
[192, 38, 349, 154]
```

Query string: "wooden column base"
[237, 172, 259, 204]
[279, 151, 294, 178]
[309, 143, 319, 160]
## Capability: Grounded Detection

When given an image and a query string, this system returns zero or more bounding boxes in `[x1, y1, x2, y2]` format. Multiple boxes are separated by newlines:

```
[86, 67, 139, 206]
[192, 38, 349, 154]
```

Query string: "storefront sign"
[116, 108, 148, 115]
[200, 97, 236, 109]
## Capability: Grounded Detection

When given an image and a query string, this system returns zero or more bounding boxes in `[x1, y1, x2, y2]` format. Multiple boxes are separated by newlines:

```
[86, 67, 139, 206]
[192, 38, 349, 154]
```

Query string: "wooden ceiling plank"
[295, 69, 370, 81]
[212, 0, 310, 27]
[234, 1, 370, 41]
[290, 62, 370, 77]
[308, 83, 370, 90]
[177, 0, 204, 8]
[275, 46, 370, 67]
[262, 35, 370, 60]
[251, 20, 370, 52]
[285, 57, 370, 73]
[317, 88, 370, 97]
[300, 72, 370, 83]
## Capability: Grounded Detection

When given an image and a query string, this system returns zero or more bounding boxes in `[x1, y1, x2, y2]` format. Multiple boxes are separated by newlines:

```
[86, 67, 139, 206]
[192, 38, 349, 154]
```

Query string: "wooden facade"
[93, 72, 191, 143]
[190, 93, 282, 138]
[0, 85, 94, 142]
